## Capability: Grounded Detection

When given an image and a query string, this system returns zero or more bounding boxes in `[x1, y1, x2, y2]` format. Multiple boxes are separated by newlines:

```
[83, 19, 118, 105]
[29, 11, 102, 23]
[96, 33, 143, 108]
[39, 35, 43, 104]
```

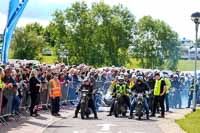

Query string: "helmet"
[118, 76, 124, 83]
[118, 75, 124, 80]
[174, 74, 178, 78]
[163, 72, 169, 78]
[160, 72, 164, 78]
[119, 72, 124, 76]
[147, 72, 153, 78]
[136, 76, 143, 82]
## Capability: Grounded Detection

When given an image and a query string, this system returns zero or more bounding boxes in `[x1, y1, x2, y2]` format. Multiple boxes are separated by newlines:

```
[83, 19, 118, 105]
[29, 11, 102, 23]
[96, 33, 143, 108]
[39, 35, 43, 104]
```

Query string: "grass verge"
[176, 109, 200, 133]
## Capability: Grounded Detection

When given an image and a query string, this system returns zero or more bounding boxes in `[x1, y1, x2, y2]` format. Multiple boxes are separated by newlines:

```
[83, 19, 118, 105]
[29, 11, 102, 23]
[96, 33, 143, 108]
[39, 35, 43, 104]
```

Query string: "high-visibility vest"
[163, 78, 171, 94]
[116, 84, 127, 94]
[49, 79, 62, 98]
[0, 79, 5, 90]
[129, 80, 135, 89]
[154, 79, 162, 96]
[110, 81, 116, 92]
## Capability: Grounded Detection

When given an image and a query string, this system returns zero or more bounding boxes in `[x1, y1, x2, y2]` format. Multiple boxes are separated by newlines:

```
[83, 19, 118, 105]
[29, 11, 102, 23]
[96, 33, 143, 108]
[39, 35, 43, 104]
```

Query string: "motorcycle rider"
[129, 76, 149, 119]
[107, 75, 130, 116]
[73, 77, 98, 119]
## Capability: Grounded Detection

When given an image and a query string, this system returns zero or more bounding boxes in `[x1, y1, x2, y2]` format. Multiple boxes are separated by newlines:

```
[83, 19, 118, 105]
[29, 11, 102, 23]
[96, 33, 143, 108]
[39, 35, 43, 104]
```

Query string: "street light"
[191, 12, 200, 112]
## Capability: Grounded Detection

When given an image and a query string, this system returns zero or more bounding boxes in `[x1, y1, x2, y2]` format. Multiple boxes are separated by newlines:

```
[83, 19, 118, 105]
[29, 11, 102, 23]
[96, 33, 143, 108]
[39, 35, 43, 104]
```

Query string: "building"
[179, 38, 200, 60]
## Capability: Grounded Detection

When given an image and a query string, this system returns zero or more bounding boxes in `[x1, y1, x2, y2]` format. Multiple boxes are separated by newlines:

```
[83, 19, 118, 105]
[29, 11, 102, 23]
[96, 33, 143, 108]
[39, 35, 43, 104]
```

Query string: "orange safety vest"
[49, 79, 62, 98]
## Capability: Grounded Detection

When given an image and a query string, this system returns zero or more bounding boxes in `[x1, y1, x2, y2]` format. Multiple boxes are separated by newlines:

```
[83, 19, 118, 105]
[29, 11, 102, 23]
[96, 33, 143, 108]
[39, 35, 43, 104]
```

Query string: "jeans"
[12, 96, 21, 113]
[175, 91, 182, 108]
[130, 97, 149, 115]
[165, 93, 169, 111]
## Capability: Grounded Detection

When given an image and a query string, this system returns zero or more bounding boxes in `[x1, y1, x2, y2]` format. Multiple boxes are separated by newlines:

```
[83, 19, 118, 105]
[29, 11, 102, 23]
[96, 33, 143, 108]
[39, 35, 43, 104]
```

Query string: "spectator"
[29, 70, 41, 117]
[3, 67, 17, 115]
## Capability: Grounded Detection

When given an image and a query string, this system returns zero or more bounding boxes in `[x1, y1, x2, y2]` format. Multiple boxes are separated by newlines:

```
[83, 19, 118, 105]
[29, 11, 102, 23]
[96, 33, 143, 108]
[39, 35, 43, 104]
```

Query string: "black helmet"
[136, 76, 143, 82]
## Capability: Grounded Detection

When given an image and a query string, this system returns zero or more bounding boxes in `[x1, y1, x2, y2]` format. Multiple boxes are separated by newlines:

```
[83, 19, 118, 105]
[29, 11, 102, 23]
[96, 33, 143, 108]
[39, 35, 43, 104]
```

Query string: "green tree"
[132, 16, 180, 70]
[25, 22, 44, 35]
[11, 27, 45, 60]
[50, 1, 136, 66]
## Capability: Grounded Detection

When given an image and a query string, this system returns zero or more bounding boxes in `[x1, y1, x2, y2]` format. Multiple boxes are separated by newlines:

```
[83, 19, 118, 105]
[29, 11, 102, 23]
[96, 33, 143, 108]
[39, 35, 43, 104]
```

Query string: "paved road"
[43, 112, 163, 133]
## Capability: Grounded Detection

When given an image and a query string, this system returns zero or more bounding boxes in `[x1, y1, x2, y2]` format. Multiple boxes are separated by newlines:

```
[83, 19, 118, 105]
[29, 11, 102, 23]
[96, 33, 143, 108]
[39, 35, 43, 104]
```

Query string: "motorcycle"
[80, 89, 91, 119]
[134, 93, 145, 120]
[113, 92, 128, 118]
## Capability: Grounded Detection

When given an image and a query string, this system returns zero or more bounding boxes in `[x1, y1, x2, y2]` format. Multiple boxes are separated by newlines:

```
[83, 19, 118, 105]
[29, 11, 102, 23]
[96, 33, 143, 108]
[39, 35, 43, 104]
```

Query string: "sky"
[0, 0, 200, 40]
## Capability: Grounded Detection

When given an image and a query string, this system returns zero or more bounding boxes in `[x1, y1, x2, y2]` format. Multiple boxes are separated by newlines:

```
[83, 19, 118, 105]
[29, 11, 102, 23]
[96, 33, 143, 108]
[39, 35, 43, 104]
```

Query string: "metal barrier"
[0, 83, 31, 126]
[60, 80, 112, 109]
[0, 78, 198, 126]
[64, 81, 81, 107]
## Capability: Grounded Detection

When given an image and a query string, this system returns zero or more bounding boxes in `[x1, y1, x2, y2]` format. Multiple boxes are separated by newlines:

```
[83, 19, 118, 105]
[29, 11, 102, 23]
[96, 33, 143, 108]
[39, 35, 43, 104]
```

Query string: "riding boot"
[73, 109, 79, 118]
[107, 111, 112, 116]
[128, 113, 134, 119]
[94, 112, 98, 119]
[146, 114, 149, 120]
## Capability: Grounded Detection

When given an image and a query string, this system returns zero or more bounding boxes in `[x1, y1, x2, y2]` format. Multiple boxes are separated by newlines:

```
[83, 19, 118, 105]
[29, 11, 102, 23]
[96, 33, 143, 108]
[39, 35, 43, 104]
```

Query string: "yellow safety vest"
[154, 79, 162, 96]
[164, 78, 171, 94]
[129, 80, 135, 89]
[110, 81, 116, 92]
[116, 84, 127, 94]
[0, 79, 5, 90]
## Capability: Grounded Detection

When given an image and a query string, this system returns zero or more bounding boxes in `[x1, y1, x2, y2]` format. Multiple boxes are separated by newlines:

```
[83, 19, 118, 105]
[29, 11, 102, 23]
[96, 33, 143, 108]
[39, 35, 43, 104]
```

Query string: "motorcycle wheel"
[136, 104, 143, 120]
[81, 103, 86, 119]
[138, 115, 141, 120]
[114, 102, 119, 118]
[122, 112, 126, 117]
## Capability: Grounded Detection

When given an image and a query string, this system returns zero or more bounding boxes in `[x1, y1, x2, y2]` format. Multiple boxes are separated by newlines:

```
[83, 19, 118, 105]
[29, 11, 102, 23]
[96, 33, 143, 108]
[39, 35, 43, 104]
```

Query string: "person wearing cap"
[73, 78, 98, 119]
[49, 73, 62, 116]
[129, 76, 149, 119]
[150, 73, 167, 118]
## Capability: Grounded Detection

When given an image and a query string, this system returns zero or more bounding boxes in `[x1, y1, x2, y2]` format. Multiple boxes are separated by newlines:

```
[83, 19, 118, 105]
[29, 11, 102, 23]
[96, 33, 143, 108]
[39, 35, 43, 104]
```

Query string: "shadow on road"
[47, 125, 72, 128]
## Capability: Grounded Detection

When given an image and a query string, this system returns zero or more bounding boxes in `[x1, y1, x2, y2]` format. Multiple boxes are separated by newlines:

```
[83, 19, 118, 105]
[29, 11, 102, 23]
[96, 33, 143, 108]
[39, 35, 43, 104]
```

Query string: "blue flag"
[8, 0, 20, 21]
[1, 0, 28, 64]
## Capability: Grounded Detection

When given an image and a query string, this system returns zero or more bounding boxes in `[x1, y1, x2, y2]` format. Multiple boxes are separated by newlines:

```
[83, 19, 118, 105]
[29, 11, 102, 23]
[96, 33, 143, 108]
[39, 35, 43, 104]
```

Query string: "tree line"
[11, 1, 180, 70]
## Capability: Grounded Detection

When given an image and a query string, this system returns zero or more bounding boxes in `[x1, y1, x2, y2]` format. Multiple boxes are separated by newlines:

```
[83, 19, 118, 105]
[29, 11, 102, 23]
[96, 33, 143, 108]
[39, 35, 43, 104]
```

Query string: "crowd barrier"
[0, 79, 199, 126]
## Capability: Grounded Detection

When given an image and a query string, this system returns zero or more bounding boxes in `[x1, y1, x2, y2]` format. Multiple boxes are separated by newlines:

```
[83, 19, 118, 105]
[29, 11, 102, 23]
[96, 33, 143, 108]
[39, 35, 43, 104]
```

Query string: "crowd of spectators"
[0, 61, 199, 120]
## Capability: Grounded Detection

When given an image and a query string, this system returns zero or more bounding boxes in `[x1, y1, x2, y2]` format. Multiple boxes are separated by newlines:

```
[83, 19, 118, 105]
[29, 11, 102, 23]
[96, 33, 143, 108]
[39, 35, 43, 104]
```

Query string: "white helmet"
[118, 75, 124, 80]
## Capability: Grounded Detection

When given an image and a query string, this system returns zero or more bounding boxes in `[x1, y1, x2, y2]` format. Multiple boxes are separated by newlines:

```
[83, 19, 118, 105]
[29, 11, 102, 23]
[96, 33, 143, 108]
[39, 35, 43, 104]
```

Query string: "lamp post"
[191, 12, 200, 112]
